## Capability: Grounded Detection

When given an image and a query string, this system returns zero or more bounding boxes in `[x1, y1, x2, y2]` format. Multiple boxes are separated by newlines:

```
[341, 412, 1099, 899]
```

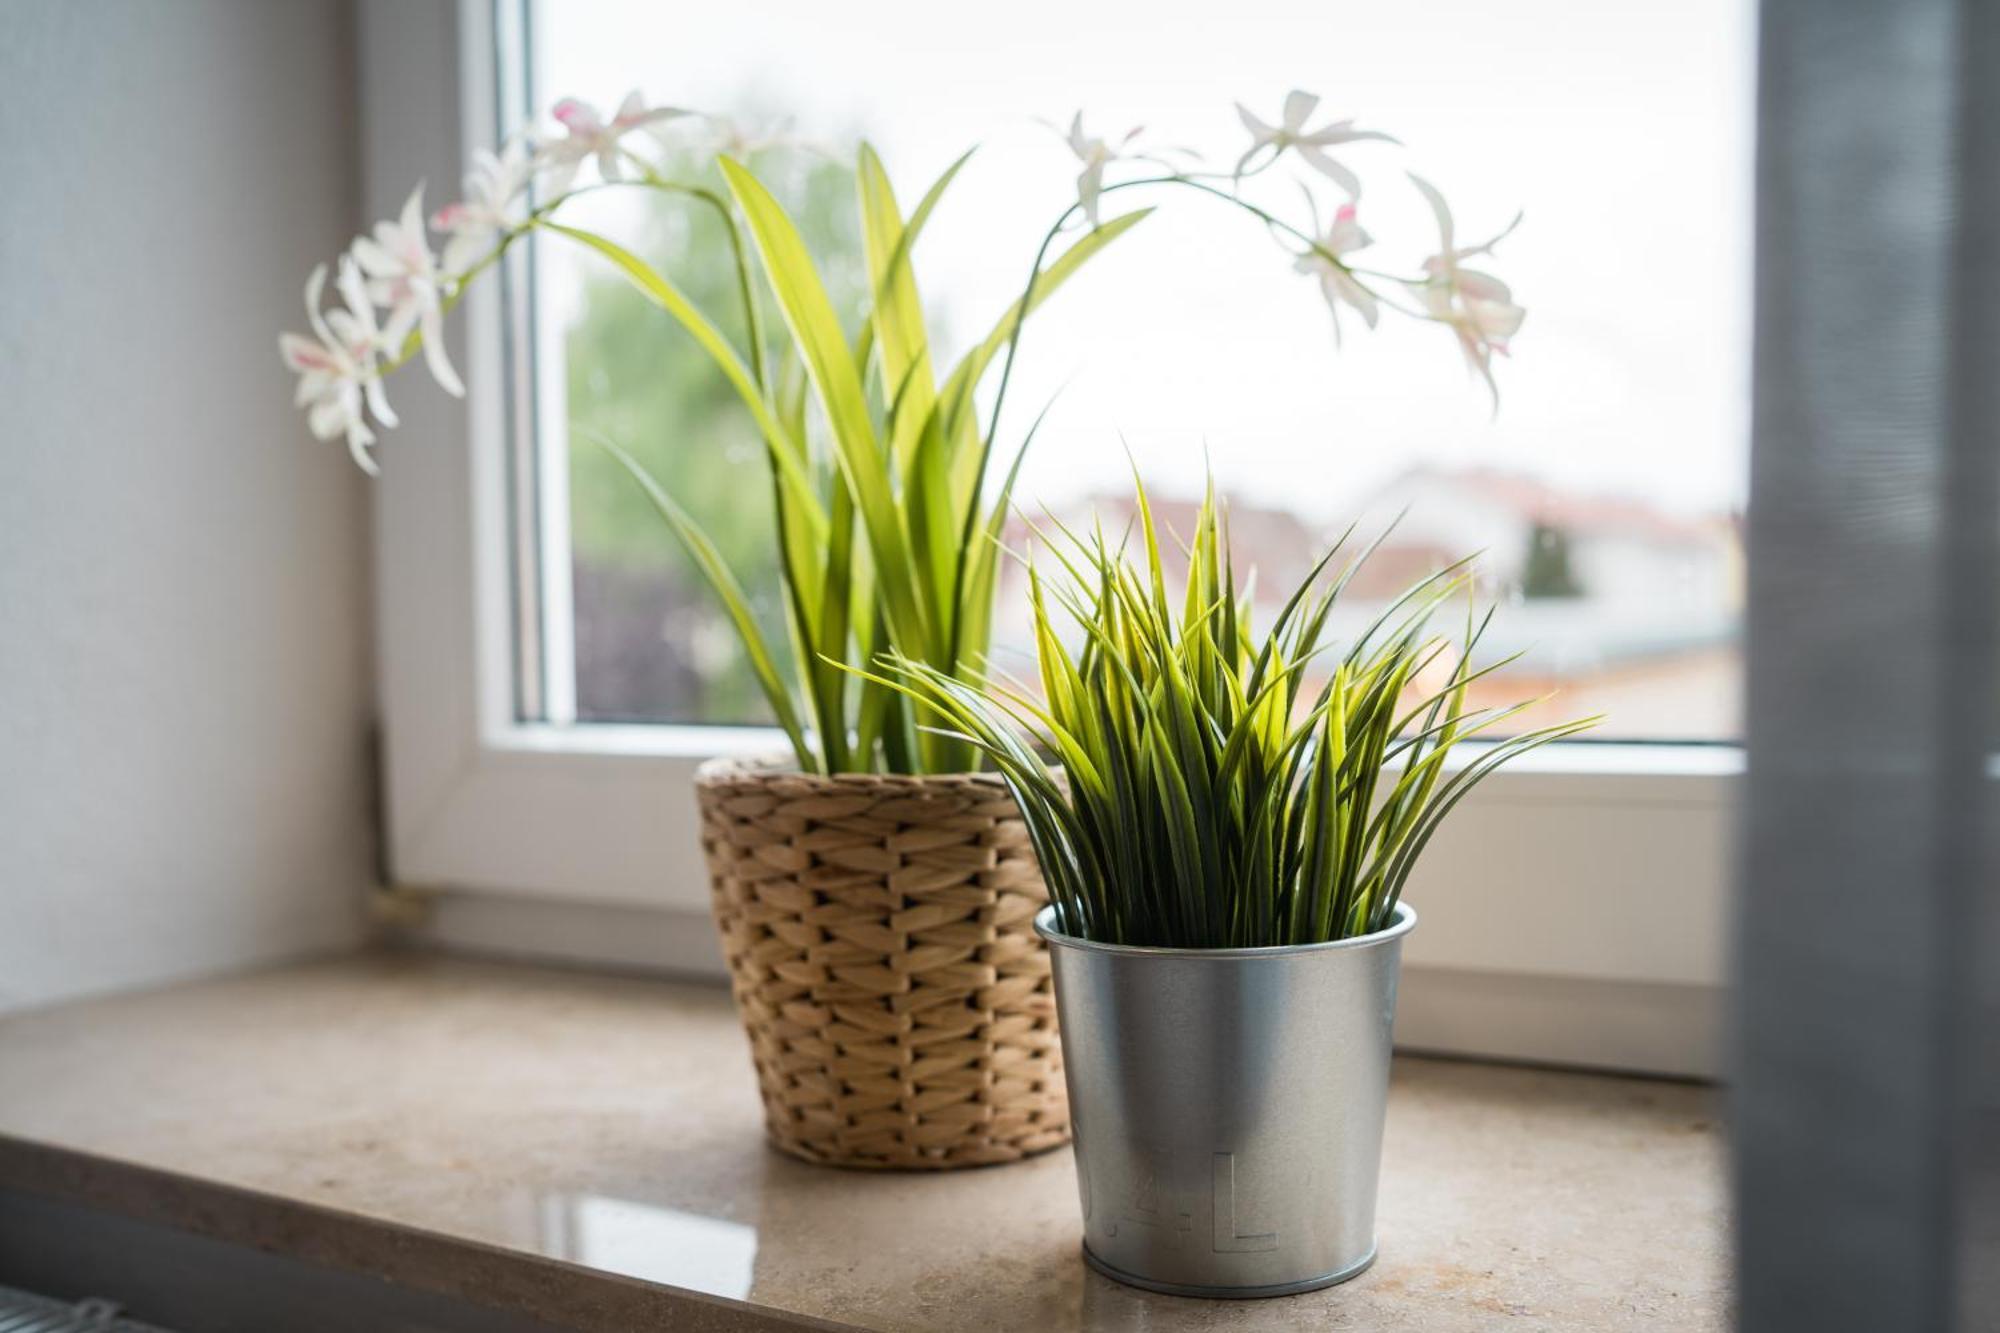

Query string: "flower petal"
[380, 301, 418, 351]
[1414, 278, 1455, 319]
[552, 97, 601, 134]
[1456, 268, 1514, 302]
[1340, 273, 1381, 328]
[362, 374, 399, 430]
[398, 184, 426, 240]
[303, 264, 340, 350]
[630, 106, 688, 130]
[440, 230, 487, 277]
[1282, 89, 1320, 131]
[307, 396, 345, 441]
[1408, 173, 1456, 253]
[539, 158, 581, 196]
[346, 421, 381, 475]
[334, 259, 377, 334]
[1472, 297, 1526, 341]
[1332, 201, 1374, 251]
[1453, 210, 1525, 262]
[280, 331, 332, 372]
[1298, 144, 1361, 199]
[1302, 125, 1400, 148]
[348, 235, 398, 278]
[419, 306, 465, 398]
[1076, 162, 1103, 225]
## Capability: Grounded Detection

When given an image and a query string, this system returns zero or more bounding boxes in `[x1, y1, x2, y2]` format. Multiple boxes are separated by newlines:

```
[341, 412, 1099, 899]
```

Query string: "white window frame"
[360, 0, 1740, 1077]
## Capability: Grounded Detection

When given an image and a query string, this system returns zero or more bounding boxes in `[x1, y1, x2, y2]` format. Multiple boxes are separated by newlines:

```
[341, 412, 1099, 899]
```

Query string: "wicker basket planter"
[693, 756, 1071, 1169]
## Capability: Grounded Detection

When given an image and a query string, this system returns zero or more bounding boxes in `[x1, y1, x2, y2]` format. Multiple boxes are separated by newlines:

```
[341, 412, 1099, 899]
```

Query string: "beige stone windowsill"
[0, 953, 1728, 1331]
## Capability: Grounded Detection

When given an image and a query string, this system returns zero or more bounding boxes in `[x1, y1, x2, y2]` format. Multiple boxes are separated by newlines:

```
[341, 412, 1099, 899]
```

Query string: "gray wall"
[0, 0, 376, 1011]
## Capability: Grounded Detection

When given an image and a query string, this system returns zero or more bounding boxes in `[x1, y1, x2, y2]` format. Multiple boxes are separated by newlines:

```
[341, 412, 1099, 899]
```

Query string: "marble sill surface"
[0, 952, 1729, 1331]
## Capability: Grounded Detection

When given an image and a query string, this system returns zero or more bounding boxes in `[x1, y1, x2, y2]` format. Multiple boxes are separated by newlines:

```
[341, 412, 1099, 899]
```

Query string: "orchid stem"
[380, 174, 778, 390]
[621, 149, 769, 392]
[986, 172, 1439, 457]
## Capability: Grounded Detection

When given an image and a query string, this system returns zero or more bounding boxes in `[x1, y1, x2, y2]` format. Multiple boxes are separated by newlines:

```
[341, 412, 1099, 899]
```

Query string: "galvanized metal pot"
[1036, 902, 1417, 1298]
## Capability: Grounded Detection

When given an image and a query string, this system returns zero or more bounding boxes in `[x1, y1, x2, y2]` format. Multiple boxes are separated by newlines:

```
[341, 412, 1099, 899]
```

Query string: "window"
[364, 0, 1744, 1078]
[531, 0, 1753, 742]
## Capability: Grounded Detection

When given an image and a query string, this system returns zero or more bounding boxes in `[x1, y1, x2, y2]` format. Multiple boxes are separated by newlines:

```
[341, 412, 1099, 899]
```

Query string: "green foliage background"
[563, 146, 868, 721]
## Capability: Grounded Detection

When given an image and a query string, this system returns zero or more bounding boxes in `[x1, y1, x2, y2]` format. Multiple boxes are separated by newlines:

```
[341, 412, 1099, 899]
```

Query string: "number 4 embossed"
[1212, 1152, 1279, 1253]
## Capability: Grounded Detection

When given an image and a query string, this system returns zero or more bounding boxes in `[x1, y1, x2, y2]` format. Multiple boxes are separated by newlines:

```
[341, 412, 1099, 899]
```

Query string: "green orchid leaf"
[595, 437, 816, 772]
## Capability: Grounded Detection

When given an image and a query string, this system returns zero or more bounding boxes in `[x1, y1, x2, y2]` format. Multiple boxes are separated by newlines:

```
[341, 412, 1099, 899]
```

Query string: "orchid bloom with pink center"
[1062, 111, 1144, 227]
[538, 90, 689, 191]
[350, 184, 464, 399]
[1295, 200, 1379, 342]
[432, 135, 533, 277]
[1406, 174, 1526, 403]
[278, 260, 398, 473]
[1235, 91, 1397, 197]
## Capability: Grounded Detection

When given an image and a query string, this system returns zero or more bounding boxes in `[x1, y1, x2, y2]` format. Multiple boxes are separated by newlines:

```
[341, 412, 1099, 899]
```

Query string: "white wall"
[0, 0, 376, 1012]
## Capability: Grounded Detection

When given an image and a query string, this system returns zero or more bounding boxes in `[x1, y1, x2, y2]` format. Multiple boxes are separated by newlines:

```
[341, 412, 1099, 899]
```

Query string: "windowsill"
[0, 953, 1728, 1331]
[491, 721, 1746, 783]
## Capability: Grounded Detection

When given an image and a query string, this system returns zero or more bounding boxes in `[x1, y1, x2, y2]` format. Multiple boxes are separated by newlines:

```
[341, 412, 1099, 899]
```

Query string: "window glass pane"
[535, 0, 1752, 740]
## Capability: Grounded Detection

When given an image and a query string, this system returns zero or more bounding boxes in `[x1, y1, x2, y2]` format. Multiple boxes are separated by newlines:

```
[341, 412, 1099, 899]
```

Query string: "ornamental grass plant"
[871, 480, 1599, 948]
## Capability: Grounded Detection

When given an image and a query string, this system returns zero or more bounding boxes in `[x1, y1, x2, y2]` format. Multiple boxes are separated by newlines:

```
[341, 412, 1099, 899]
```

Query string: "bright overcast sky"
[537, 0, 1755, 524]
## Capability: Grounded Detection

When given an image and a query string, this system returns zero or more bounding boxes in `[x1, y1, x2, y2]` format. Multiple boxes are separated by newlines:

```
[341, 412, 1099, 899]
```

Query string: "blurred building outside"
[988, 467, 1744, 741]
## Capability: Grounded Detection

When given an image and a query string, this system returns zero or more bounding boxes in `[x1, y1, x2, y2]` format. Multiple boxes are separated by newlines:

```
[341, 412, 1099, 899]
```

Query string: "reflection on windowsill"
[539, 1192, 758, 1299]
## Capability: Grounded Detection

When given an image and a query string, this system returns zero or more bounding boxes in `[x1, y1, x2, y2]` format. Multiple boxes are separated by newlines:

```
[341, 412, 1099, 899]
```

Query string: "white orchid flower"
[432, 135, 533, 277]
[704, 113, 805, 159]
[1294, 200, 1379, 343]
[1234, 91, 1396, 197]
[1406, 174, 1525, 401]
[350, 184, 464, 399]
[1062, 111, 1144, 227]
[278, 260, 398, 473]
[538, 91, 689, 191]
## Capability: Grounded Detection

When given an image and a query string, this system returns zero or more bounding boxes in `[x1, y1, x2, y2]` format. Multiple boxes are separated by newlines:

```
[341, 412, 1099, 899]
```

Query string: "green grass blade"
[596, 438, 814, 771]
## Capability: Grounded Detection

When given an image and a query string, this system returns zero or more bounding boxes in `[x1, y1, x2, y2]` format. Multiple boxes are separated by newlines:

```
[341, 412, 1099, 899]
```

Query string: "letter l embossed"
[1212, 1152, 1278, 1252]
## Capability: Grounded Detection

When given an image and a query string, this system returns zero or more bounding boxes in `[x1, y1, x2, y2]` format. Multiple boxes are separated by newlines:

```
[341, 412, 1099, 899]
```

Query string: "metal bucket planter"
[1036, 902, 1417, 1297]
[695, 757, 1071, 1169]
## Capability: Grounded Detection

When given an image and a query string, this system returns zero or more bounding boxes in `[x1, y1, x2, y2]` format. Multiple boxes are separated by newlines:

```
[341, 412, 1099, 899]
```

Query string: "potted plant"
[873, 482, 1594, 1290]
[279, 89, 1525, 1171]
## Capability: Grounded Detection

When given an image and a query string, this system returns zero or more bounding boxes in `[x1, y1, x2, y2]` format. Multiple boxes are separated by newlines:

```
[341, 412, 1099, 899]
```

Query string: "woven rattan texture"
[694, 758, 1071, 1170]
